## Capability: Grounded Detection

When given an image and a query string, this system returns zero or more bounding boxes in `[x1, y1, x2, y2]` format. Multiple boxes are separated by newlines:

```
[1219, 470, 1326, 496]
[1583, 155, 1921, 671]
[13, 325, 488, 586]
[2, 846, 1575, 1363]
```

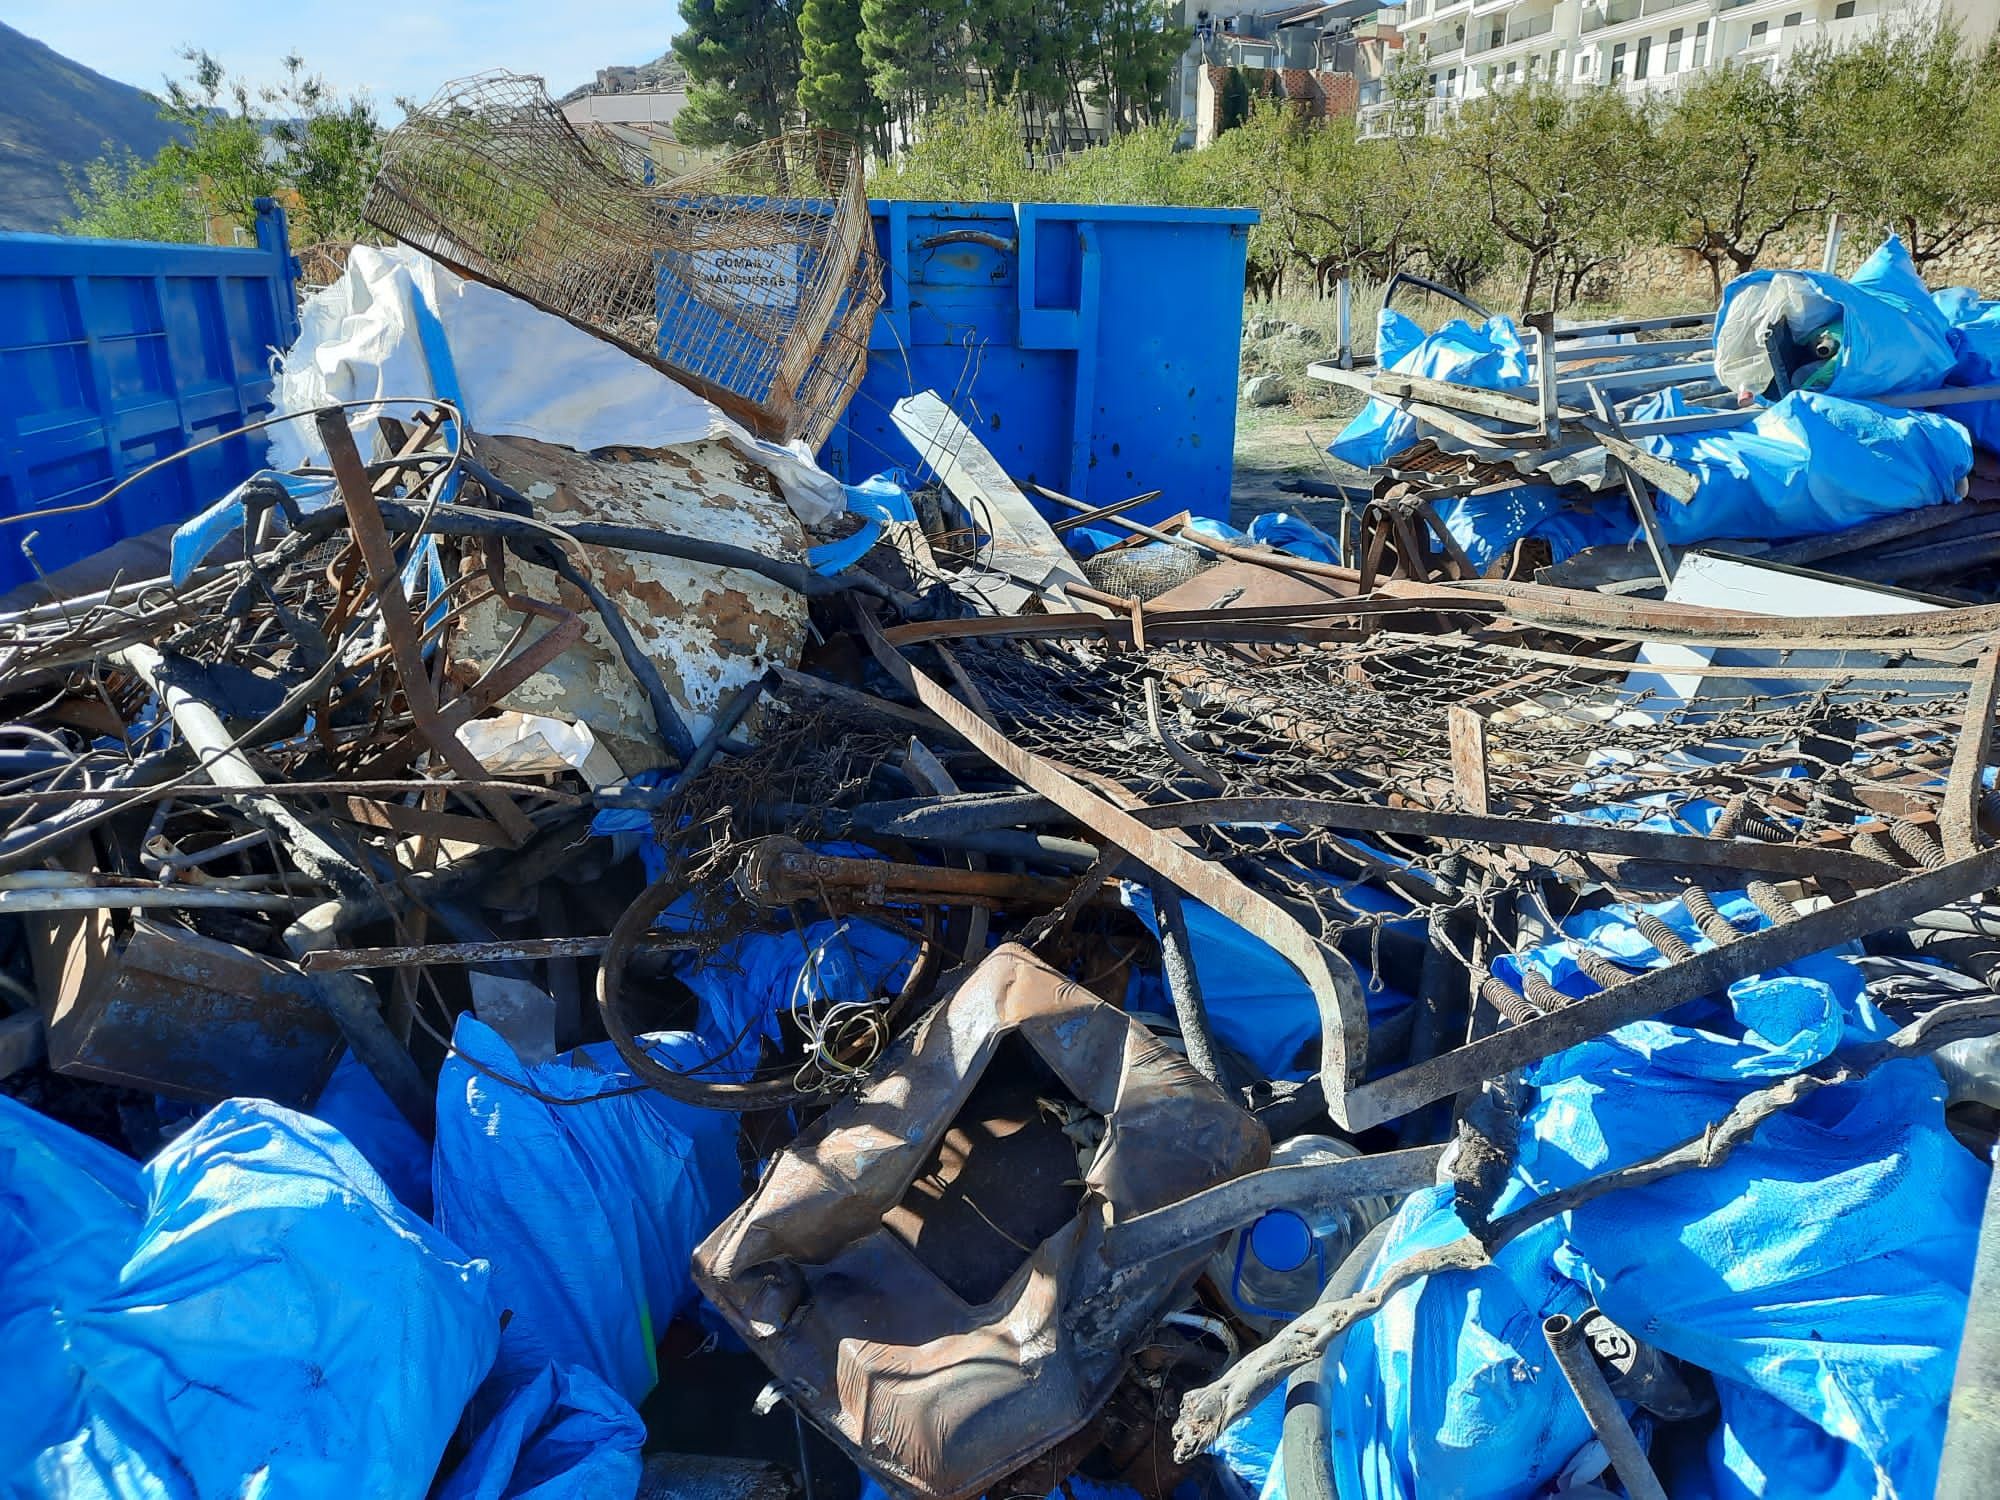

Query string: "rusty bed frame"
[864, 583, 2000, 1130]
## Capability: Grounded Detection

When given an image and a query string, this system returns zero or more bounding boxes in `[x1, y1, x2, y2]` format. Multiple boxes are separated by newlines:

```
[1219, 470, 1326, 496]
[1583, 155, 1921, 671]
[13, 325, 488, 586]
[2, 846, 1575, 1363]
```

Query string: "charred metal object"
[693, 944, 1270, 1500]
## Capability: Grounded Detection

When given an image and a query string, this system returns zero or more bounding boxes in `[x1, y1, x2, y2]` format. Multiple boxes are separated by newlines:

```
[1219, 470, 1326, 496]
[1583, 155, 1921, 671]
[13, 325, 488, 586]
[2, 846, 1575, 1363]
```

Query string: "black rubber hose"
[451, 459, 895, 602]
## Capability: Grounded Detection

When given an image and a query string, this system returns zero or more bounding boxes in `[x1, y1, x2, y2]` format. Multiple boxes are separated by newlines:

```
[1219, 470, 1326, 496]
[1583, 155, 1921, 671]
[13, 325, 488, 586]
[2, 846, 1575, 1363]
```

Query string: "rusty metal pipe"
[1543, 1313, 1670, 1500]
[737, 837, 1102, 911]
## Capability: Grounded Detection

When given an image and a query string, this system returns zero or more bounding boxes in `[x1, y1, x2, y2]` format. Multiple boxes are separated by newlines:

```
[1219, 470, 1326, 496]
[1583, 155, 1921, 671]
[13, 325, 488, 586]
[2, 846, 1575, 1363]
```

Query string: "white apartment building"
[1364, 0, 1999, 132]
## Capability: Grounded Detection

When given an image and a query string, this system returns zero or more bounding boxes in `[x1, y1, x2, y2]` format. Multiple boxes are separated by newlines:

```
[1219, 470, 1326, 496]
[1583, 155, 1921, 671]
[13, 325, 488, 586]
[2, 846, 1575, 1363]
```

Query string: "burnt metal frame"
[862, 592, 2000, 1131]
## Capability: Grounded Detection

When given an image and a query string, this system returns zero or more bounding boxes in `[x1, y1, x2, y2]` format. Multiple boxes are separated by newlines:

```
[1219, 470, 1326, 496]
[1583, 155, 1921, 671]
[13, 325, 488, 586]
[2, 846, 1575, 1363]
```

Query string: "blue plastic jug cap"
[1249, 1209, 1314, 1273]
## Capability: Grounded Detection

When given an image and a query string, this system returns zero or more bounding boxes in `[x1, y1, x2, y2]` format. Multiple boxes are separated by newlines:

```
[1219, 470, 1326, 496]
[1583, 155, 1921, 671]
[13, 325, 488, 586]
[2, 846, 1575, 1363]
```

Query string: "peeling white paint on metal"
[458, 434, 809, 773]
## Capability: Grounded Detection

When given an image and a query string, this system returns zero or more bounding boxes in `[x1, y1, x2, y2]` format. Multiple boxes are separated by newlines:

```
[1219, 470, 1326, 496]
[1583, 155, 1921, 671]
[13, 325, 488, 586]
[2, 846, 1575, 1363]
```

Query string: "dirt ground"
[1227, 398, 1366, 533]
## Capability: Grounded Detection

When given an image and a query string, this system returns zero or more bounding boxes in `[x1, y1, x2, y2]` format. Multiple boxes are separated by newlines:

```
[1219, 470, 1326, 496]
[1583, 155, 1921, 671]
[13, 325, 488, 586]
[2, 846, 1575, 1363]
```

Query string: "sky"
[0, 1, 680, 117]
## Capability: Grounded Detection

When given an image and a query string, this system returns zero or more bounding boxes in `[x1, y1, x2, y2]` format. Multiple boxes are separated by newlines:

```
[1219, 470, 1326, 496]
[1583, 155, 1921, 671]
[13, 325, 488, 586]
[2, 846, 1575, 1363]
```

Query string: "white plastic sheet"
[268, 246, 845, 525]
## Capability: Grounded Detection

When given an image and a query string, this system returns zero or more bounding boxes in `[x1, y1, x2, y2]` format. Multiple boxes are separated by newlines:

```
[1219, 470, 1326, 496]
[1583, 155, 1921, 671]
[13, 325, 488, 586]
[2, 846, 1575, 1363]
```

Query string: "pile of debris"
[6, 105, 2000, 1500]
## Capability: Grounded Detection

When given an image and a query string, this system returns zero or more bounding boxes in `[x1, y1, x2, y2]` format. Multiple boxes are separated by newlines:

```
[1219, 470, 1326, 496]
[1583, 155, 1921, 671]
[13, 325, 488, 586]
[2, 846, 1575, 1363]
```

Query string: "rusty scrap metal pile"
[7, 157, 2000, 1500]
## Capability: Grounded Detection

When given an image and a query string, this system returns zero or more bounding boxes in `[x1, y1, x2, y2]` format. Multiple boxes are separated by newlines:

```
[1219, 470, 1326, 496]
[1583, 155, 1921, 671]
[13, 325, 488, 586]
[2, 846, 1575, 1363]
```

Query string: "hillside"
[0, 22, 182, 233]
[557, 50, 687, 105]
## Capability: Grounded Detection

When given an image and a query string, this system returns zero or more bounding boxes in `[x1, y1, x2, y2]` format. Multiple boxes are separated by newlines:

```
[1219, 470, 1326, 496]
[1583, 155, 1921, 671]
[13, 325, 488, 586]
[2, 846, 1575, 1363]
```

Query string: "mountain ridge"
[0, 21, 185, 233]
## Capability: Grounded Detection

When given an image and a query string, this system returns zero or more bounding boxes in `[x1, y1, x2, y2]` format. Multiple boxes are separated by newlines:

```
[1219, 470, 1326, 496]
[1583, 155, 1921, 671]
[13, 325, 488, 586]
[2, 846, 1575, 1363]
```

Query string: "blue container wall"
[822, 201, 1256, 525]
[0, 202, 301, 592]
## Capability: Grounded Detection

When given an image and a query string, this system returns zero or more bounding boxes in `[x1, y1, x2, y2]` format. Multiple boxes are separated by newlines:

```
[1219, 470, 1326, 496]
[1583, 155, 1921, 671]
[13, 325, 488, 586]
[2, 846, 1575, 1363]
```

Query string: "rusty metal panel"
[25, 912, 343, 1107]
[456, 435, 810, 772]
[694, 944, 1269, 1500]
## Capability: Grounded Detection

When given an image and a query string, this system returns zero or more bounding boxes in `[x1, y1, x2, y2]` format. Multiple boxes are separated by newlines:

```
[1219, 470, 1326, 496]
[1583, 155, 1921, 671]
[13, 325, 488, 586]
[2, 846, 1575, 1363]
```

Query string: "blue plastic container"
[821, 201, 1257, 524]
[0, 200, 300, 592]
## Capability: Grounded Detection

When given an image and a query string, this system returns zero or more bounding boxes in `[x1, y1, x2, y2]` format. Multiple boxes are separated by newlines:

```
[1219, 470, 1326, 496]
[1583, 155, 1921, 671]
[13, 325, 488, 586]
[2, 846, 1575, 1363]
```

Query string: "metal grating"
[880, 598, 2000, 1129]
[365, 72, 882, 447]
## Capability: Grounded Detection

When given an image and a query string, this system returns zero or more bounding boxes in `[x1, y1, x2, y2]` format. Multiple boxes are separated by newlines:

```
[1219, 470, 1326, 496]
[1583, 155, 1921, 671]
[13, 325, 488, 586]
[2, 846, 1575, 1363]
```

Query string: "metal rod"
[1543, 1313, 1671, 1500]
[1152, 877, 1228, 1087]
[1102, 1146, 1445, 1269]
[0, 886, 310, 914]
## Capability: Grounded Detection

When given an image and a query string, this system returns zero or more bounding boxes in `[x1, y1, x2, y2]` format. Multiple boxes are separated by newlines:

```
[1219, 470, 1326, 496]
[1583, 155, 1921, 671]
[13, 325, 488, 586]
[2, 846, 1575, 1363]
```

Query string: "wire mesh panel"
[886, 602, 2000, 1127]
[366, 72, 882, 447]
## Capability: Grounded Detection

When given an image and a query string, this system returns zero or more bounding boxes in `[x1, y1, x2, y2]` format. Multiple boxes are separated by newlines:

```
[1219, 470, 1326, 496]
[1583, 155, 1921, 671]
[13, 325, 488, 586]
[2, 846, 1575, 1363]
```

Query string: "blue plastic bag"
[1326, 929, 1985, 1500]
[437, 1363, 645, 1500]
[1329, 311, 1531, 469]
[1716, 236, 1957, 399]
[1, 1095, 496, 1500]
[313, 1047, 434, 1216]
[1934, 283, 2000, 453]
[1628, 386, 1969, 543]
[433, 1017, 742, 1418]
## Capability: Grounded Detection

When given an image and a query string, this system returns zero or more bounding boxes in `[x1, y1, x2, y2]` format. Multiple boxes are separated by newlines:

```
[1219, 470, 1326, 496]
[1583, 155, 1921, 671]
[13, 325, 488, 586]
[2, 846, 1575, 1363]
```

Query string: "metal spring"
[1890, 818, 1948, 870]
[1852, 830, 1906, 867]
[1571, 946, 1631, 989]
[1680, 886, 1743, 946]
[1711, 792, 1789, 847]
[1522, 970, 1570, 1013]
[1478, 973, 1539, 1025]
[1747, 880, 1802, 926]
[1634, 909, 1696, 963]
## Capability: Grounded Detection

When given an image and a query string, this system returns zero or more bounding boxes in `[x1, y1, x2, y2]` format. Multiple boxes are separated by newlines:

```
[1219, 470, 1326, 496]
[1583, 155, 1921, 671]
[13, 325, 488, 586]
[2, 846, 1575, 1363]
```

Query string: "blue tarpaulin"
[1631, 387, 1971, 543]
[1715, 236, 1958, 399]
[437, 1363, 645, 1500]
[1328, 310, 1532, 470]
[433, 1017, 741, 1421]
[0, 1095, 496, 1500]
[1324, 915, 1985, 1500]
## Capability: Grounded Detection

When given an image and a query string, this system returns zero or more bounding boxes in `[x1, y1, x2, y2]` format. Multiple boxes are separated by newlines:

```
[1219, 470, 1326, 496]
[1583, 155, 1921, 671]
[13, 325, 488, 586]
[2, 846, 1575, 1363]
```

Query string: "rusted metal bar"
[737, 836, 1100, 912]
[1447, 707, 1489, 816]
[302, 933, 648, 972]
[1945, 647, 2000, 860]
[314, 406, 536, 846]
[1120, 797, 1899, 885]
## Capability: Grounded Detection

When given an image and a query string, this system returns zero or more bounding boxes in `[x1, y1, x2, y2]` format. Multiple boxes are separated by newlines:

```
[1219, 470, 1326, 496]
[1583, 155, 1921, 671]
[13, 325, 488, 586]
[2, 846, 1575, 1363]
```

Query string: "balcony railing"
[1505, 11, 1555, 44]
[1357, 95, 1463, 138]
[1580, 0, 1640, 31]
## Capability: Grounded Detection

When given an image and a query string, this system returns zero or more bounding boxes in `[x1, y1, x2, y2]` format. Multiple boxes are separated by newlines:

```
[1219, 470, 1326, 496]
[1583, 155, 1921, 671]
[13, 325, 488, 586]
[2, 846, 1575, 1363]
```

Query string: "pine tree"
[673, 0, 803, 149]
[859, 0, 973, 139]
[798, 0, 883, 148]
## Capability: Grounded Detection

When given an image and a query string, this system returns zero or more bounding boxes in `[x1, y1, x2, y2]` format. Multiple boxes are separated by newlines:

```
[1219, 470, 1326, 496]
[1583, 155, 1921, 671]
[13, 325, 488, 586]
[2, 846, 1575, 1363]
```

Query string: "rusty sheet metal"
[457, 435, 810, 773]
[23, 909, 342, 1106]
[694, 943, 1268, 1500]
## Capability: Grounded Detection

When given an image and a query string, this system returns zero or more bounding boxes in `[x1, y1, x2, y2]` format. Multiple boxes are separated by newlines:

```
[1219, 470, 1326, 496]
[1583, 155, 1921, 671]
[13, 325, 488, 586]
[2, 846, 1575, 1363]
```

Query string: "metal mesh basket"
[365, 72, 882, 448]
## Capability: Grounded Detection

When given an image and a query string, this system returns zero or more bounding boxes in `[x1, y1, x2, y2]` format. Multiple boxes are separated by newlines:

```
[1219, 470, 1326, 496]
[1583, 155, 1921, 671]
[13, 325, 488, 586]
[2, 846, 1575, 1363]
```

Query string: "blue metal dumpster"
[0, 201, 301, 592]
[821, 201, 1257, 524]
